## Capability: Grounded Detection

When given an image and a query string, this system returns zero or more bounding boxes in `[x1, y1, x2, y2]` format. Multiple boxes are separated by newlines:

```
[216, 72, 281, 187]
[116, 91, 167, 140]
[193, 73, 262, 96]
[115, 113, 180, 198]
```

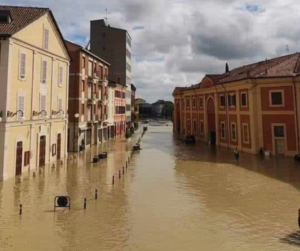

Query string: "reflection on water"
[1, 125, 300, 250]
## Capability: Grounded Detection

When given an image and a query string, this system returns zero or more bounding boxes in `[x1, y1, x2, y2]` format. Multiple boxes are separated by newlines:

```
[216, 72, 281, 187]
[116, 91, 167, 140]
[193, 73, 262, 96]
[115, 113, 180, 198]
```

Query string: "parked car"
[185, 135, 196, 144]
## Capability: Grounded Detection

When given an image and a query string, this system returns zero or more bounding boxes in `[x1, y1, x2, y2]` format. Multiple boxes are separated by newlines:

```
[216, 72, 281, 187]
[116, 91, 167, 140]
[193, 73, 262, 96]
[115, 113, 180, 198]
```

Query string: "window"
[41, 60, 47, 83]
[220, 95, 225, 107]
[126, 34, 131, 47]
[271, 91, 283, 106]
[59, 66, 63, 87]
[99, 66, 103, 79]
[200, 120, 204, 134]
[228, 94, 236, 107]
[43, 28, 49, 50]
[241, 92, 247, 107]
[19, 52, 26, 79]
[192, 98, 196, 108]
[52, 144, 56, 156]
[18, 94, 25, 121]
[221, 122, 226, 139]
[126, 62, 131, 72]
[58, 97, 62, 111]
[243, 124, 249, 144]
[274, 125, 284, 137]
[82, 80, 85, 92]
[126, 48, 131, 59]
[81, 104, 85, 115]
[24, 151, 30, 166]
[231, 123, 237, 141]
[193, 120, 196, 133]
[187, 99, 190, 108]
[82, 57, 85, 69]
[88, 61, 93, 76]
[199, 97, 203, 108]
[40, 95, 46, 118]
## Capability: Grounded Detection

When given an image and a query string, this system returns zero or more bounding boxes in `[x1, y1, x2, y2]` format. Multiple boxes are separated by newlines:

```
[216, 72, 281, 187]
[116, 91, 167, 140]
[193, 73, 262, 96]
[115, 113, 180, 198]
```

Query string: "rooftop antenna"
[105, 9, 109, 25]
[286, 45, 290, 54]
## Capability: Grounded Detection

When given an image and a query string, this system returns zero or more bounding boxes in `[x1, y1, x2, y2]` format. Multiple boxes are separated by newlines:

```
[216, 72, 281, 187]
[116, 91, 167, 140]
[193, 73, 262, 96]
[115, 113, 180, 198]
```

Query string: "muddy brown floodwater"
[1, 125, 300, 250]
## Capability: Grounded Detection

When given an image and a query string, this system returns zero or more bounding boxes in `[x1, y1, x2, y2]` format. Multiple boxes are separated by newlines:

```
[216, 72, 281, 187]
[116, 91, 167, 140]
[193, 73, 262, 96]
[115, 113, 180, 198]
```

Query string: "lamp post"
[7, 110, 25, 122]
[74, 113, 79, 152]
[32, 110, 48, 120]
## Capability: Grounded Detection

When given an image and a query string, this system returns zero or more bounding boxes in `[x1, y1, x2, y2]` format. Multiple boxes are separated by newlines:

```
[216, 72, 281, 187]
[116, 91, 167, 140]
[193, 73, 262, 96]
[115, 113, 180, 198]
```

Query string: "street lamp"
[7, 110, 25, 122]
[74, 113, 79, 152]
[33, 110, 48, 120]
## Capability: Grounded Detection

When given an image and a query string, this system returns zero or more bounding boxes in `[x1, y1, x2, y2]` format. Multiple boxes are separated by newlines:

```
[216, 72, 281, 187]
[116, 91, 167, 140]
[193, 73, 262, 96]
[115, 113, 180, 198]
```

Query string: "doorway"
[275, 139, 285, 156]
[210, 131, 216, 146]
[15, 141, 23, 176]
[39, 136, 46, 167]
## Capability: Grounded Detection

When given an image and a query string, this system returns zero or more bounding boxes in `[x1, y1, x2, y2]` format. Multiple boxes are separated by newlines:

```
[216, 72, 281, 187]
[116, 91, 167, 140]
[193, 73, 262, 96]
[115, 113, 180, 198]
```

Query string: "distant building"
[90, 19, 132, 126]
[139, 103, 152, 118]
[173, 53, 300, 157]
[0, 6, 70, 180]
[152, 100, 165, 118]
[65, 40, 110, 152]
[114, 83, 126, 137]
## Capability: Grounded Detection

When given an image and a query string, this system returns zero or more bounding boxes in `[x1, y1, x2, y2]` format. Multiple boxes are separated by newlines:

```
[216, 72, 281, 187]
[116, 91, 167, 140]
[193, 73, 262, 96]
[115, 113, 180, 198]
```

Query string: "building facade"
[173, 53, 300, 157]
[0, 6, 70, 180]
[65, 40, 110, 152]
[90, 19, 132, 126]
[114, 84, 126, 137]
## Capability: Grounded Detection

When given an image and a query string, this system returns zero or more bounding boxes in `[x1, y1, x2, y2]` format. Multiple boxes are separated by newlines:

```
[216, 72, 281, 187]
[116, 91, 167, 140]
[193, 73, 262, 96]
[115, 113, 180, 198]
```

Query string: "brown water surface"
[1, 125, 300, 250]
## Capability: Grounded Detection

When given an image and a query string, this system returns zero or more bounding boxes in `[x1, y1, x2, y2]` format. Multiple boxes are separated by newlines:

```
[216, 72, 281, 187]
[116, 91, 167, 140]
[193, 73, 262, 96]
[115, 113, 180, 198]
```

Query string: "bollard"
[119, 170, 121, 179]
[112, 175, 115, 185]
[19, 204, 22, 215]
[95, 189, 98, 200]
[123, 166, 125, 174]
[84, 198, 87, 209]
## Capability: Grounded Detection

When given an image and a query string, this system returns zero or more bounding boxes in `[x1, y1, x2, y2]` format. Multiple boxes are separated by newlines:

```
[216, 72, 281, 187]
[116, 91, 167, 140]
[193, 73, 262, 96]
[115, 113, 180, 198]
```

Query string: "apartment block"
[65, 40, 111, 152]
[90, 19, 131, 129]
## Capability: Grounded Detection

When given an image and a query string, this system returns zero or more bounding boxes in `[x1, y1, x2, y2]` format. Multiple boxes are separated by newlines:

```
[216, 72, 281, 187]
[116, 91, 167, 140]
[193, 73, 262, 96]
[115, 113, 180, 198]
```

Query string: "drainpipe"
[292, 75, 300, 154]
[220, 83, 230, 149]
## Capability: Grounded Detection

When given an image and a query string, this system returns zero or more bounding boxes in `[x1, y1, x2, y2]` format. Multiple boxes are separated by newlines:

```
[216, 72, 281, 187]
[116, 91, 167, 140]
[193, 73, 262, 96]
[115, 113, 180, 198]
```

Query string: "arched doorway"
[207, 98, 216, 145]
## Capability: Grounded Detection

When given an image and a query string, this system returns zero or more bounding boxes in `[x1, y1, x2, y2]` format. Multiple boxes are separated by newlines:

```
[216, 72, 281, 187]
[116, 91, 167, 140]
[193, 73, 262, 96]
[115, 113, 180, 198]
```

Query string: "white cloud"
[4, 0, 300, 102]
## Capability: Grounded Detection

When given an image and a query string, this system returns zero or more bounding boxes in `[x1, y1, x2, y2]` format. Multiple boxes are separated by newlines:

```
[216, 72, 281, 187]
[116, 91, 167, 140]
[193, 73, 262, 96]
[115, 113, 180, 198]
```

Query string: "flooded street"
[1, 125, 300, 250]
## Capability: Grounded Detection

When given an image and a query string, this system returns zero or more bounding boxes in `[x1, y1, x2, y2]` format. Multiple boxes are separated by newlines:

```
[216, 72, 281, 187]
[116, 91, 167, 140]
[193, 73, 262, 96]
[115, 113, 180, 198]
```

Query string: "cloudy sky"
[4, 0, 300, 103]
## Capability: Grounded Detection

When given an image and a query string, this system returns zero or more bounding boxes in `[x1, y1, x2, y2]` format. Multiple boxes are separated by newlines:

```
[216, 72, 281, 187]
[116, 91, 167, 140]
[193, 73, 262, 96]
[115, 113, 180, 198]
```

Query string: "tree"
[162, 102, 174, 120]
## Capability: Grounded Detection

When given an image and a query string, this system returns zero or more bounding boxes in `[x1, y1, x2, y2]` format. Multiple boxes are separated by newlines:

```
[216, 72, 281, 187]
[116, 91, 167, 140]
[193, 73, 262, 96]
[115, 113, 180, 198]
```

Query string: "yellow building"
[0, 6, 70, 180]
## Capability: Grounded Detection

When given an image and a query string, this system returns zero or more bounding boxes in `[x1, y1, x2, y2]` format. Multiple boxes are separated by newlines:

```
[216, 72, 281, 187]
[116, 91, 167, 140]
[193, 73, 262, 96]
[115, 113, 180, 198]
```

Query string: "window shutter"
[59, 66, 63, 86]
[44, 28, 49, 50]
[41, 60, 47, 83]
[40, 95, 46, 118]
[20, 53, 26, 79]
[18, 95, 25, 120]
[58, 97, 62, 111]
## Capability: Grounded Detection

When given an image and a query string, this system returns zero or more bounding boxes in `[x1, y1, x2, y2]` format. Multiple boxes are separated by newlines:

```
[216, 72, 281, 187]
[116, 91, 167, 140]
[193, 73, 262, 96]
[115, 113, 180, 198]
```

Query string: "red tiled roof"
[217, 53, 300, 84]
[173, 52, 300, 95]
[0, 6, 49, 37]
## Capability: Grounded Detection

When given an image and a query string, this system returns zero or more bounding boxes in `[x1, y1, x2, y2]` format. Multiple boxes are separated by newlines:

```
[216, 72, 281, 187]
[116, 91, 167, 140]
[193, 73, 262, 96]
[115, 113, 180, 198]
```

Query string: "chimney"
[225, 63, 229, 73]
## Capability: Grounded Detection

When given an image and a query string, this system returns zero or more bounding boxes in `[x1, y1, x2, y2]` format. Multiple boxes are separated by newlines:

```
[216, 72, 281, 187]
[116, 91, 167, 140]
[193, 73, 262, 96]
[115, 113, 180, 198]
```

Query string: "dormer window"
[0, 10, 12, 23]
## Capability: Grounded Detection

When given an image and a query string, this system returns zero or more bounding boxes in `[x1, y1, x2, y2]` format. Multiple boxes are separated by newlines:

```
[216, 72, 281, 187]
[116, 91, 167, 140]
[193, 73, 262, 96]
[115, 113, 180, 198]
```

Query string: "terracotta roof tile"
[0, 6, 49, 37]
